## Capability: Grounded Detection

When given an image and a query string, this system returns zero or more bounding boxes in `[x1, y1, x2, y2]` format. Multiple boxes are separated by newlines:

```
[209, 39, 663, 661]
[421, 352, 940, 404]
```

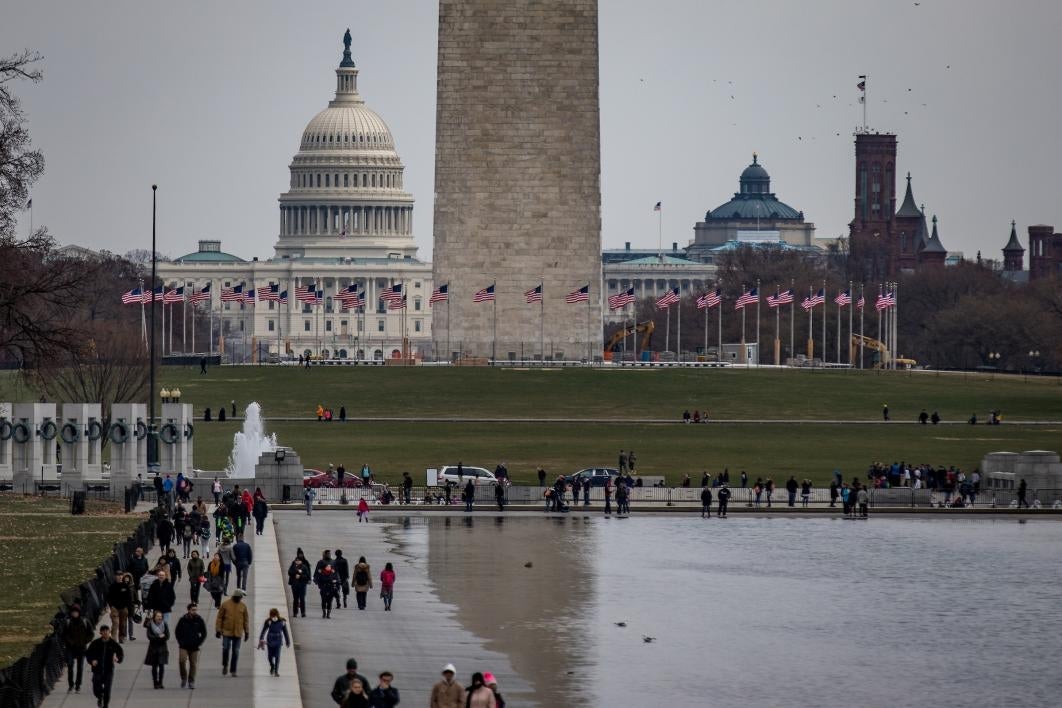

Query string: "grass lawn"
[0, 495, 143, 667]
[191, 419, 1060, 487]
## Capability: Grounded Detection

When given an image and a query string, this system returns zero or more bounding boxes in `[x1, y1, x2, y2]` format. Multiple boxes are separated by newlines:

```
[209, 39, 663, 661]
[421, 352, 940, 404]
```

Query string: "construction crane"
[850, 334, 916, 369]
[605, 320, 655, 355]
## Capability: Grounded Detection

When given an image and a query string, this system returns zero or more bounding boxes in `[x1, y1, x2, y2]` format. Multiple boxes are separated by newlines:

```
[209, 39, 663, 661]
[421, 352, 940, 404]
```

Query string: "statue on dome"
[343, 28, 352, 52]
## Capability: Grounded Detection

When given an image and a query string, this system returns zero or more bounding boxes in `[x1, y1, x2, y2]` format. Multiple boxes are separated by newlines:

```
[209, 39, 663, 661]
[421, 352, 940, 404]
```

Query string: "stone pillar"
[158, 403, 194, 476]
[254, 447, 303, 502]
[0, 402, 12, 482]
[110, 403, 148, 493]
[12, 402, 58, 491]
[58, 403, 104, 494]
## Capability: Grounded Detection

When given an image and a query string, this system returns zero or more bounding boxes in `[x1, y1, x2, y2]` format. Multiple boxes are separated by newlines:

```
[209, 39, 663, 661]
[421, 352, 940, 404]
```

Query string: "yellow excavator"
[605, 320, 655, 358]
[851, 334, 916, 369]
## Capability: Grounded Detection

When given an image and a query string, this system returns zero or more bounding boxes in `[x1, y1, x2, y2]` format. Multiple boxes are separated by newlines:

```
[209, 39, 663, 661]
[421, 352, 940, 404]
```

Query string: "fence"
[0, 504, 159, 708]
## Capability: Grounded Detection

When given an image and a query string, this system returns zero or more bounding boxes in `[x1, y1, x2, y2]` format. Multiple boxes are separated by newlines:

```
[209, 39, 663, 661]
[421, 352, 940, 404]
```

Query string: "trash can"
[71, 491, 86, 515]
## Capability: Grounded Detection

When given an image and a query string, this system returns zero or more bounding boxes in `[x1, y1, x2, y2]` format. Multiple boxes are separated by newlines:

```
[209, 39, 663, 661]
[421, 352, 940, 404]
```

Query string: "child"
[357, 497, 369, 523]
[257, 607, 291, 676]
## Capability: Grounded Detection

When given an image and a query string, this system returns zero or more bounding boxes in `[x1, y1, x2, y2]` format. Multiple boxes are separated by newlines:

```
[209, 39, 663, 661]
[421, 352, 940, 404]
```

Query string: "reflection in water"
[425, 515, 597, 707]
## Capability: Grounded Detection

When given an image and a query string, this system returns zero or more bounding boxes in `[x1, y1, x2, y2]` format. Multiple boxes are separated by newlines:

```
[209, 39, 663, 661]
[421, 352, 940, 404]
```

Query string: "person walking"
[463, 479, 475, 512]
[765, 478, 775, 507]
[216, 588, 250, 677]
[180, 516, 194, 558]
[187, 550, 205, 605]
[357, 496, 370, 522]
[800, 479, 812, 508]
[334, 550, 351, 609]
[430, 663, 464, 708]
[86, 624, 123, 708]
[353, 556, 373, 610]
[402, 472, 413, 505]
[304, 486, 316, 515]
[582, 477, 591, 506]
[700, 486, 712, 519]
[253, 494, 269, 536]
[829, 480, 839, 508]
[1017, 479, 1029, 509]
[288, 556, 311, 618]
[205, 552, 226, 609]
[175, 602, 207, 689]
[494, 482, 506, 511]
[603, 478, 613, 516]
[212, 478, 223, 505]
[233, 534, 253, 592]
[143, 610, 170, 689]
[340, 678, 372, 708]
[717, 483, 731, 518]
[257, 607, 291, 677]
[61, 604, 93, 693]
[466, 672, 497, 708]
[857, 485, 870, 518]
[368, 671, 400, 707]
[146, 568, 176, 626]
[615, 480, 629, 516]
[316, 564, 340, 618]
[105, 573, 136, 644]
[379, 562, 396, 611]
[537, 467, 547, 486]
[786, 476, 798, 507]
[197, 514, 211, 558]
[484, 673, 505, 708]
[331, 658, 371, 705]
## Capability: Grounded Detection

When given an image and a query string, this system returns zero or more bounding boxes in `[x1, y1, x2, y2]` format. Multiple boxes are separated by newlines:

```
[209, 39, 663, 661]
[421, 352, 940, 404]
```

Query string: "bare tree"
[0, 50, 44, 238]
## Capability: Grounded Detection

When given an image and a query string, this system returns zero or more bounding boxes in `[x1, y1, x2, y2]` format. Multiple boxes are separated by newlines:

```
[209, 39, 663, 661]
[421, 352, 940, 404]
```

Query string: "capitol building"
[158, 34, 433, 362]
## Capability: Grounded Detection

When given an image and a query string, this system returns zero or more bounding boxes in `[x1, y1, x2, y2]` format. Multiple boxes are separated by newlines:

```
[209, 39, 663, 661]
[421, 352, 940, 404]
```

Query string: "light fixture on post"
[172, 387, 182, 403]
[160, 387, 171, 405]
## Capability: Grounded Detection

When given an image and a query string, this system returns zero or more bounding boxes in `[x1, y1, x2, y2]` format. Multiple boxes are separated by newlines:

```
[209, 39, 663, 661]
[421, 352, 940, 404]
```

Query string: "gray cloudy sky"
[5, 0, 1061, 263]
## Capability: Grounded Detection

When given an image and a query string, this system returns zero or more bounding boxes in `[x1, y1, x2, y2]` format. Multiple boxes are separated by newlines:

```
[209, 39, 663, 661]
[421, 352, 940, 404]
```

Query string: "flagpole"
[539, 282, 544, 363]
[755, 279, 760, 366]
[774, 283, 780, 366]
[492, 280, 497, 364]
[894, 281, 899, 370]
[633, 299, 639, 362]
[859, 283, 864, 369]
[807, 287, 813, 360]
[740, 283, 746, 366]
[665, 305, 670, 356]
[140, 279, 147, 350]
[821, 280, 827, 365]
[703, 300, 708, 359]
[847, 281, 853, 366]
[876, 284, 882, 367]
[836, 288, 842, 365]
[789, 279, 794, 367]
[717, 291, 722, 361]
[447, 294, 451, 363]
[191, 293, 196, 354]
[676, 291, 681, 363]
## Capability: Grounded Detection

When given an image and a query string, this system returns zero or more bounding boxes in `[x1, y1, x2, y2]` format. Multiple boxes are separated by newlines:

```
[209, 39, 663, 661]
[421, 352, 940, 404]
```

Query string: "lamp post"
[172, 387, 182, 403]
[274, 448, 286, 501]
[988, 351, 1001, 380]
[149, 184, 158, 466]
[1026, 350, 1040, 382]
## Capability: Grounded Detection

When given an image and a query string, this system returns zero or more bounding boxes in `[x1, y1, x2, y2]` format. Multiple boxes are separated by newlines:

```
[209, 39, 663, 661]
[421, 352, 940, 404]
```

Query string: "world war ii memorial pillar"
[12, 402, 58, 491]
[59, 403, 104, 494]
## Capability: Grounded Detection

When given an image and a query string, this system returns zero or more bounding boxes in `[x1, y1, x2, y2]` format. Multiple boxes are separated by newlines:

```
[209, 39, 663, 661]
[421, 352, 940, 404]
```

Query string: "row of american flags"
[644, 286, 898, 312]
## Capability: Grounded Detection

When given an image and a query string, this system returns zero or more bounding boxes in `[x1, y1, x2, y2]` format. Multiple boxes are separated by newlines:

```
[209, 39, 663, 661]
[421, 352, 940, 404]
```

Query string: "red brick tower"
[848, 133, 898, 280]
[1028, 224, 1057, 280]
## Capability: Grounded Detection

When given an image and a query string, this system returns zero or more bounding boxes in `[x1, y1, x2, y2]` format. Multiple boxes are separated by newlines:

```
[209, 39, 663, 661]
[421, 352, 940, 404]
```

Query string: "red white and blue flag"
[525, 284, 543, 304]
[336, 284, 363, 309]
[388, 294, 407, 311]
[257, 283, 280, 302]
[608, 287, 635, 310]
[735, 287, 759, 310]
[151, 286, 165, 302]
[875, 290, 895, 311]
[655, 287, 679, 309]
[473, 284, 495, 303]
[856, 292, 865, 310]
[767, 289, 794, 308]
[221, 284, 244, 303]
[295, 283, 317, 305]
[565, 285, 589, 304]
[802, 288, 826, 311]
[835, 289, 852, 306]
[381, 283, 403, 304]
[121, 287, 146, 305]
[189, 283, 210, 304]
[278, 290, 288, 305]
[162, 287, 184, 304]
[696, 288, 721, 310]
[242, 289, 256, 305]
[429, 283, 449, 305]
[653, 201, 662, 212]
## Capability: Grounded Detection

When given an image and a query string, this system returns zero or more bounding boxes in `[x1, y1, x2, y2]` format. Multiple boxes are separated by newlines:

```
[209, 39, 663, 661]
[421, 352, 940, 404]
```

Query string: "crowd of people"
[329, 659, 506, 708]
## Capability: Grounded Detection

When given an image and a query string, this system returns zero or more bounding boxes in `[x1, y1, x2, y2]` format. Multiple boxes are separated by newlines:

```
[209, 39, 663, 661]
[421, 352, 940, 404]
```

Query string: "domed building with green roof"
[686, 154, 818, 261]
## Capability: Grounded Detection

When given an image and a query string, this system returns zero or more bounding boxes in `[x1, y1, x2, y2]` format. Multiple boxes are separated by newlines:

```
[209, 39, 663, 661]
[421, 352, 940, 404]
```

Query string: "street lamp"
[160, 387, 171, 404]
[172, 387, 181, 403]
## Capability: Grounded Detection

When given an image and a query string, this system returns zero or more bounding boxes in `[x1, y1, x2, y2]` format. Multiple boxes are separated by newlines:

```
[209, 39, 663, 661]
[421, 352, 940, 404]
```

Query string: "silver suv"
[437, 465, 498, 487]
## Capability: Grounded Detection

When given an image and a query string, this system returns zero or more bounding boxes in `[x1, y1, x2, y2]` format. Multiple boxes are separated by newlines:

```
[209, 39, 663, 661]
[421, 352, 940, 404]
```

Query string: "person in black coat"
[156, 517, 174, 554]
[146, 570, 177, 624]
[717, 484, 731, 518]
[252, 497, 269, 535]
[700, 487, 712, 518]
[86, 625, 124, 707]
[368, 671, 400, 708]
[174, 603, 207, 689]
[143, 610, 170, 689]
[61, 604, 94, 692]
[288, 557, 311, 618]
[333, 550, 351, 608]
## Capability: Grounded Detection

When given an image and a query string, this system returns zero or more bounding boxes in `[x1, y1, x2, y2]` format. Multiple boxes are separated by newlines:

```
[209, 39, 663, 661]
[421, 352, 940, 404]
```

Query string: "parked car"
[564, 467, 620, 487]
[303, 469, 363, 488]
[437, 465, 498, 487]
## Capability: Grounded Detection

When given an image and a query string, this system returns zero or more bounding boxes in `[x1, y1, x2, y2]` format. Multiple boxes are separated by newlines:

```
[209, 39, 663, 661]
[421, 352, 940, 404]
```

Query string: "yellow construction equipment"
[605, 320, 655, 355]
[850, 334, 916, 369]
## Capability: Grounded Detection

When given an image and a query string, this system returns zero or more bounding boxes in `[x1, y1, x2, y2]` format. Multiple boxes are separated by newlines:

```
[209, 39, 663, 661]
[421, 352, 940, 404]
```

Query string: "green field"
[124, 365, 1059, 485]
[0, 496, 142, 667]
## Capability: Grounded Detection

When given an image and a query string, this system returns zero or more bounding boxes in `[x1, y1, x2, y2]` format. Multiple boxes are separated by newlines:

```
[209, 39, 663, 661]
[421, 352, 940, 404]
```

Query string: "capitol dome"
[706, 153, 803, 221]
[274, 32, 417, 261]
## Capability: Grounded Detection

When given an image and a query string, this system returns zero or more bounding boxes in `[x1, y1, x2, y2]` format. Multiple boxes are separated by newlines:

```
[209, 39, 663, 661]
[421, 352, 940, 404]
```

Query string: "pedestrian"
[857, 485, 870, 518]
[752, 479, 763, 507]
[765, 478, 774, 507]
[316, 564, 340, 618]
[86, 624, 123, 708]
[430, 663, 464, 708]
[165, 548, 182, 584]
[369, 671, 400, 707]
[800, 479, 812, 508]
[357, 496, 370, 522]
[931, 411, 941, 425]
[628, 450, 637, 472]
[463, 479, 475, 512]
[615, 480, 629, 516]
[175, 602, 207, 689]
[146, 568, 176, 626]
[231, 400, 237, 418]
[353, 556, 373, 610]
[198, 515, 211, 558]
[841, 482, 852, 517]
[288, 555, 310, 618]
[332, 658, 371, 705]
[582, 476, 591, 506]
[61, 604, 93, 693]
[379, 562, 396, 611]
[205, 552, 226, 609]
[184, 550, 204, 605]
[537, 467, 547, 486]
[361, 462, 371, 485]
[339, 405, 347, 422]
[717, 483, 731, 517]
[305, 486, 316, 515]
[829, 480, 839, 508]
[105, 573, 136, 644]
[785, 476, 798, 507]
[216, 588, 250, 677]
[200, 356, 208, 374]
[341, 678, 372, 708]
[682, 473, 691, 488]
[740, 470, 748, 488]
[143, 610, 170, 689]
[157, 514, 174, 554]
[253, 493, 269, 535]
[179, 514, 194, 558]
[603, 478, 613, 516]
[334, 550, 351, 608]
[218, 535, 235, 593]
[1017, 479, 1029, 509]
[484, 672, 505, 708]
[700, 486, 712, 518]
[466, 672, 497, 708]
[495, 482, 506, 511]
[257, 607, 291, 677]
[212, 478, 223, 505]
[233, 533, 253, 591]
[883, 403, 889, 421]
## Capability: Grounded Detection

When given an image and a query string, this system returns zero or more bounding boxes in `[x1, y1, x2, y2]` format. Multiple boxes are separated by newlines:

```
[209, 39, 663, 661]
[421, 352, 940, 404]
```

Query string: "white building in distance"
[158, 32, 433, 362]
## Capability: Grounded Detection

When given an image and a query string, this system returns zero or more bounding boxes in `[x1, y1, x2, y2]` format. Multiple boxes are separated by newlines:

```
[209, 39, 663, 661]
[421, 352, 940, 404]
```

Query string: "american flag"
[653, 201, 662, 212]
[802, 288, 826, 311]
[655, 287, 679, 309]
[257, 283, 280, 301]
[473, 284, 495, 303]
[242, 289, 256, 305]
[336, 285, 363, 309]
[295, 283, 317, 305]
[221, 284, 244, 302]
[696, 288, 721, 310]
[189, 283, 210, 303]
[525, 284, 543, 304]
[162, 287, 184, 304]
[566, 285, 589, 304]
[380, 283, 403, 304]
[429, 283, 449, 305]
[767, 289, 794, 308]
[835, 289, 852, 306]
[608, 287, 635, 310]
[735, 287, 759, 310]
[856, 292, 865, 310]
[121, 287, 145, 305]
[278, 290, 288, 305]
[151, 286, 165, 302]
[875, 291, 895, 311]
[388, 295, 407, 310]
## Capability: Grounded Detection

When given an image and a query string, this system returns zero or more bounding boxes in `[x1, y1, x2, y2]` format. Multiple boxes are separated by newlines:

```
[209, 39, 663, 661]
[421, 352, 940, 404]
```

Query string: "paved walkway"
[43, 510, 302, 708]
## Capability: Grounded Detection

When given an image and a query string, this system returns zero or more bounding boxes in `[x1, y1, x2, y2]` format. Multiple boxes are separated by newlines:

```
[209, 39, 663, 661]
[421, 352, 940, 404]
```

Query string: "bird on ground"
[643, 636, 656, 643]
[615, 621, 627, 627]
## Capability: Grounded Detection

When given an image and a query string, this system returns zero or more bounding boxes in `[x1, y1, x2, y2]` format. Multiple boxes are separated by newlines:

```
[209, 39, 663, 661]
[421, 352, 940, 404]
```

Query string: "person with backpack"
[379, 562, 396, 611]
[61, 603, 94, 693]
[353, 557, 373, 610]
[197, 515, 211, 557]
[334, 550, 351, 609]
[252, 493, 269, 536]
[717, 483, 731, 518]
[257, 607, 291, 676]
[179, 516, 195, 558]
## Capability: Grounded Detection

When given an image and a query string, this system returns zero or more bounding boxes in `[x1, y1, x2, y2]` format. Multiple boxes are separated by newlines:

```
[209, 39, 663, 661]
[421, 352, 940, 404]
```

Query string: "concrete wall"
[432, 0, 603, 360]
[981, 450, 1062, 489]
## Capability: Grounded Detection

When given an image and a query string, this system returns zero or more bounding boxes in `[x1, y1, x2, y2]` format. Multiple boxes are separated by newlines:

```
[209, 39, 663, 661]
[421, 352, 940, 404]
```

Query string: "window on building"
[377, 319, 385, 332]
[304, 320, 311, 332]
[344, 174, 349, 187]
[316, 174, 321, 187]
[414, 281, 421, 289]
[239, 321, 244, 332]
[357, 320, 364, 332]
[268, 320, 275, 332]
[414, 297, 421, 312]
[414, 320, 422, 332]
[377, 299, 386, 314]
[302, 304, 312, 314]
[325, 321, 332, 332]
[268, 301, 275, 311]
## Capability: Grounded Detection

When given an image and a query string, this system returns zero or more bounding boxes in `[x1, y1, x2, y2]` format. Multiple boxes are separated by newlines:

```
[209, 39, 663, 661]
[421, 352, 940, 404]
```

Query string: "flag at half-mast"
[429, 283, 449, 305]
[655, 287, 679, 309]
[473, 284, 495, 303]
[608, 287, 635, 310]
[525, 284, 543, 304]
[565, 284, 589, 304]
[856, 291, 865, 310]
[835, 289, 852, 306]
[696, 288, 721, 310]
[735, 287, 759, 310]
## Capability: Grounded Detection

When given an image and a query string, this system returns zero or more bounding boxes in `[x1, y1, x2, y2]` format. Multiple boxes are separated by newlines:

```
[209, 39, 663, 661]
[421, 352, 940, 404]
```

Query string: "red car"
[302, 469, 364, 488]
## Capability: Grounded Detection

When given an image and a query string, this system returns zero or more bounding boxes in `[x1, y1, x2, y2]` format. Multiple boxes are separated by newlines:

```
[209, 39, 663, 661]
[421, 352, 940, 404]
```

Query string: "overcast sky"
[5, 0, 1061, 264]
